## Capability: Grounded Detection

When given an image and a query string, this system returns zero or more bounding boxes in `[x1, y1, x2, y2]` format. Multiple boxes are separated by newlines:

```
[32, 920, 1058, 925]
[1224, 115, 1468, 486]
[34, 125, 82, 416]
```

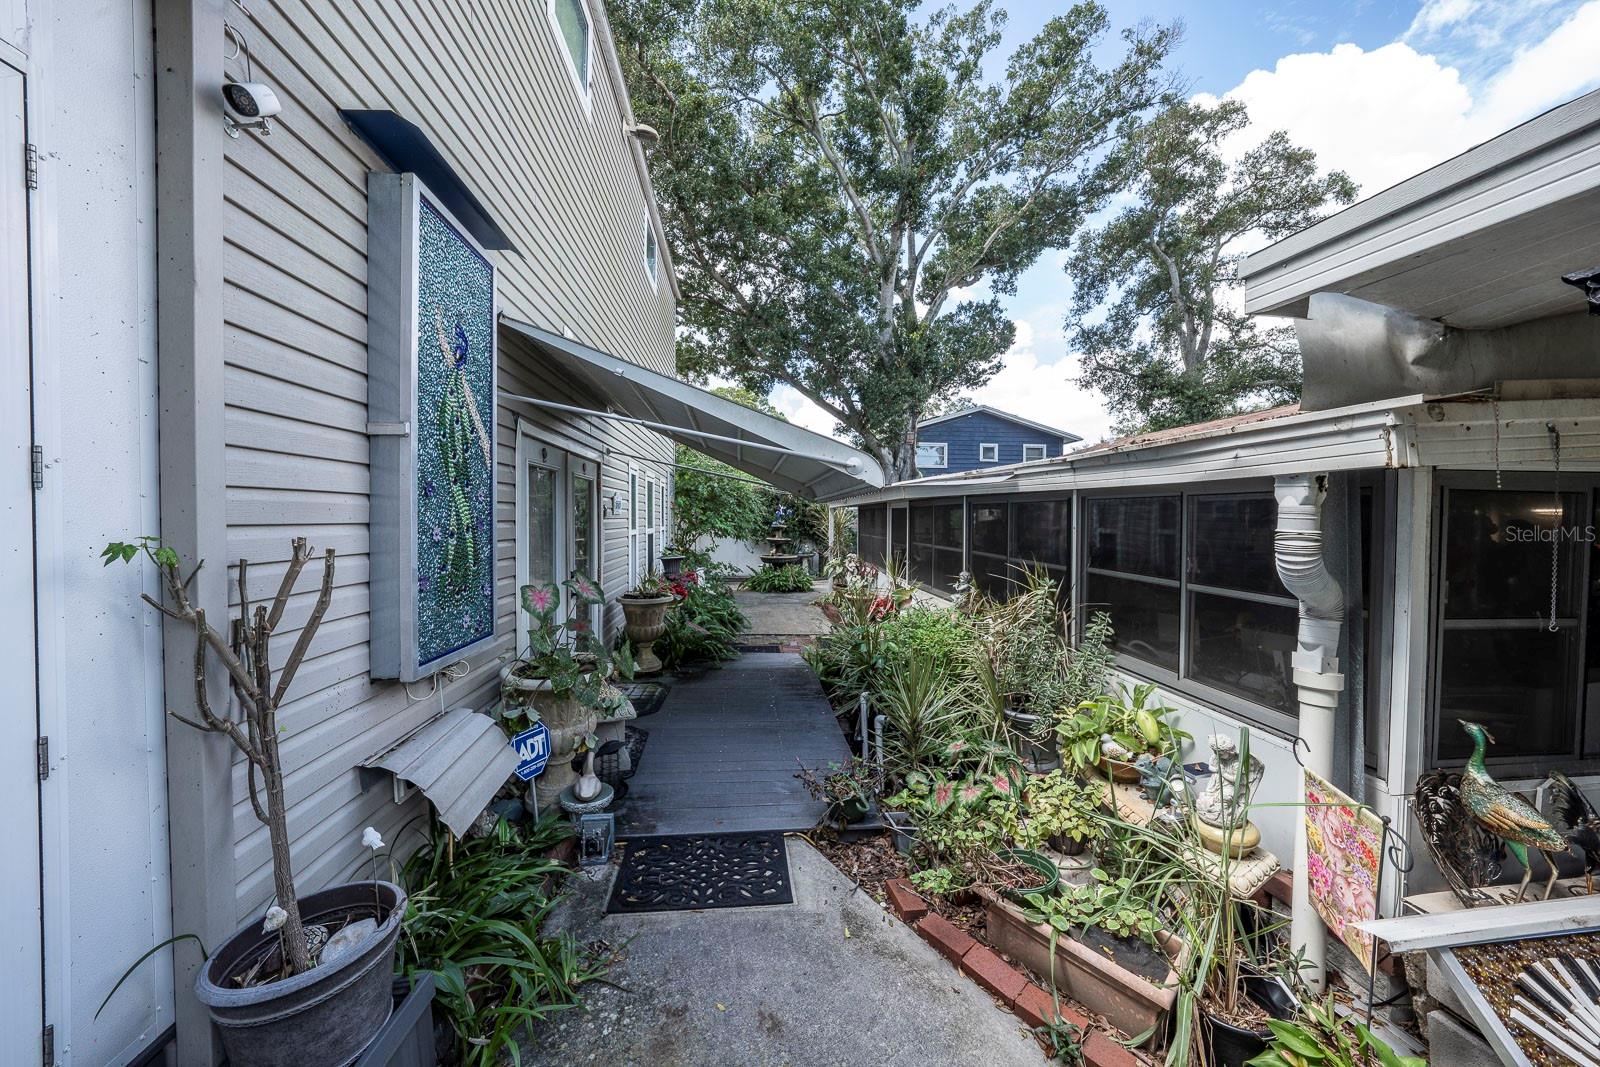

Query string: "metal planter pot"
[195, 881, 407, 1067]
[1001, 706, 1061, 773]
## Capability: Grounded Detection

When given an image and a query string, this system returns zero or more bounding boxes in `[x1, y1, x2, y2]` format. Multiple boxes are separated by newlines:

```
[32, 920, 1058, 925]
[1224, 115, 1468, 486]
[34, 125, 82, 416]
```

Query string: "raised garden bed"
[979, 888, 1186, 1045]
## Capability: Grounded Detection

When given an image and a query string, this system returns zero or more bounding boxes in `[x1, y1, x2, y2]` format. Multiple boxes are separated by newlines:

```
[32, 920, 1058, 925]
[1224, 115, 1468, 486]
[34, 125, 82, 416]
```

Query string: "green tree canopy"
[1066, 98, 1358, 433]
[614, 0, 1177, 479]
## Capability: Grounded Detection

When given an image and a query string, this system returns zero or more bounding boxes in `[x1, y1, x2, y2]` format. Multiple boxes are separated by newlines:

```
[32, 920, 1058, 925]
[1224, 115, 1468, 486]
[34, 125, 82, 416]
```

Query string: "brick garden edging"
[886, 878, 1138, 1067]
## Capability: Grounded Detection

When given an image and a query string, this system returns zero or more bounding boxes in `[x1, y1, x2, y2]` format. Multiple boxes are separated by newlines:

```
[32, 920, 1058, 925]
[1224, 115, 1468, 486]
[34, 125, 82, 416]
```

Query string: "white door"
[518, 435, 568, 636]
[0, 59, 44, 1063]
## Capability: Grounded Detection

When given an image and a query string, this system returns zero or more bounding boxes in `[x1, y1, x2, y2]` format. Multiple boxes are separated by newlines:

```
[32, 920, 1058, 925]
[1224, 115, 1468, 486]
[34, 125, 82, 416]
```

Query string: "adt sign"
[511, 722, 551, 781]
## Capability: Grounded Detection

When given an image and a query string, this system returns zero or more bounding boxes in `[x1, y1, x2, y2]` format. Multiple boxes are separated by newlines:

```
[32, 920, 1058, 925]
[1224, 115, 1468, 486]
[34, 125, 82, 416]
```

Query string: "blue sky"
[769, 0, 1600, 443]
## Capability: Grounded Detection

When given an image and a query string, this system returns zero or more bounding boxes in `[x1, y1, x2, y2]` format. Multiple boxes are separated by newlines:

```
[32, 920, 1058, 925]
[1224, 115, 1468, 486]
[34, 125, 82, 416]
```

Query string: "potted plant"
[984, 871, 1186, 1040]
[659, 545, 688, 579]
[501, 572, 633, 809]
[983, 568, 1071, 772]
[1059, 682, 1189, 783]
[103, 537, 406, 1066]
[796, 757, 883, 828]
[995, 771, 1106, 856]
[619, 572, 677, 674]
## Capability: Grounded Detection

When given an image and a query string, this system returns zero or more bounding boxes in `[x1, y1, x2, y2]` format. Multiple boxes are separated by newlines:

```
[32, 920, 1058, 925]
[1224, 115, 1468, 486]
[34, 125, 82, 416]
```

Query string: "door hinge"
[36, 736, 48, 781]
[41, 1023, 53, 1065]
[31, 445, 43, 489]
[24, 142, 37, 190]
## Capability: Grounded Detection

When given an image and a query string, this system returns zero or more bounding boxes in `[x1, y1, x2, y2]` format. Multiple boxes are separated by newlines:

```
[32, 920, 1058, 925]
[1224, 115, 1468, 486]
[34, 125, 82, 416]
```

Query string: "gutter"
[1273, 473, 1346, 991]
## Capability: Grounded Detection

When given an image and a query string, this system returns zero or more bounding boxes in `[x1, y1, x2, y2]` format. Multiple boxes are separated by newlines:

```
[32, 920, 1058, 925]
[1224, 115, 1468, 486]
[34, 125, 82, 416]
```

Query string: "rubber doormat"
[605, 832, 793, 914]
[617, 682, 668, 717]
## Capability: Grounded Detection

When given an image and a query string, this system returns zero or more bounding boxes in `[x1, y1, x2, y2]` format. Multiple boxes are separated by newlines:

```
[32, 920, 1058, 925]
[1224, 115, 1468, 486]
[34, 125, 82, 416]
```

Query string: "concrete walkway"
[616, 653, 853, 837]
[735, 581, 833, 640]
[523, 838, 1049, 1066]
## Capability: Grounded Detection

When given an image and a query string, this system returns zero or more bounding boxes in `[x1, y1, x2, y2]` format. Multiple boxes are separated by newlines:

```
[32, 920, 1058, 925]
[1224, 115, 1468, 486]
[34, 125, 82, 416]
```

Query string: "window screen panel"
[1087, 496, 1180, 580]
[1083, 570, 1180, 672]
[1187, 592, 1298, 712]
[1188, 494, 1282, 597]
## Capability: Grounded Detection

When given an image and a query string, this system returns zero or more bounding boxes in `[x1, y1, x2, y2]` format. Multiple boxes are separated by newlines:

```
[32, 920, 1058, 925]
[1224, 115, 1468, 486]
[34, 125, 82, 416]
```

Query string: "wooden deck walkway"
[616, 653, 857, 838]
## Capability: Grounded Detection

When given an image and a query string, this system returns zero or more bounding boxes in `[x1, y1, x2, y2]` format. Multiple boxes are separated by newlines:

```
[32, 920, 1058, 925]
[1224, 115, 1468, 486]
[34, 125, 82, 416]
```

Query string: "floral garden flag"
[1303, 768, 1384, 974]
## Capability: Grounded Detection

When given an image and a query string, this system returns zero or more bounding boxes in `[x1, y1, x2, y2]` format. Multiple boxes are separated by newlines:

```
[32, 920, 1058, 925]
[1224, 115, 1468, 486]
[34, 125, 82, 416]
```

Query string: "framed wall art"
[368, 172, 498, 681]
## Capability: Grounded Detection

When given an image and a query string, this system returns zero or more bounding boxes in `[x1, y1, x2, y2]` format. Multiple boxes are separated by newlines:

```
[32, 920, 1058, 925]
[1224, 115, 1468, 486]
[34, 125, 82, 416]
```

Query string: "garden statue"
[1191, 734, 1265, 857]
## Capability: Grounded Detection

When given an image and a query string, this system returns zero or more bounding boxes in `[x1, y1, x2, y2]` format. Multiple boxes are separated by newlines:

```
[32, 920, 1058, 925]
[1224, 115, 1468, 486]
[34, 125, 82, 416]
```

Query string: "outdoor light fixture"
[625, 122, 659, 149]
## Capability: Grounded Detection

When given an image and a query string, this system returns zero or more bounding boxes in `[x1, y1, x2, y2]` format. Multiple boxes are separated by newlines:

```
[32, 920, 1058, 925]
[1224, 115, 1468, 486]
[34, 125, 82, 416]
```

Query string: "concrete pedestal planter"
[619, 594, 675, 674]
[980, 890, 1186, 1041]
[195, 881, 406, 1067]
[500, 666, 600, 810]
[659, 552, 687, 578]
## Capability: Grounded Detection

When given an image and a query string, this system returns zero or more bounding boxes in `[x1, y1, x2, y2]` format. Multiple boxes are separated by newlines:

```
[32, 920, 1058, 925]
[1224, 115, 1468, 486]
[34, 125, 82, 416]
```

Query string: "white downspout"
[1274, 473, 1345, 992]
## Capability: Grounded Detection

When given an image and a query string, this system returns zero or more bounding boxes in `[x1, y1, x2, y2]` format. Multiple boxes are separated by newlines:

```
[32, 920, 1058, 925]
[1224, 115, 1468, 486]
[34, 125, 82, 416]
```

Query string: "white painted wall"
[29, 1, 173, 1061]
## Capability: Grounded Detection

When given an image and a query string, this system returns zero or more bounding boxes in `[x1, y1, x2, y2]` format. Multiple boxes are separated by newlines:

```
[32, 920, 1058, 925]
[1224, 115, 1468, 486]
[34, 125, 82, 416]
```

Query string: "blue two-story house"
[913, 405, 1081, 476]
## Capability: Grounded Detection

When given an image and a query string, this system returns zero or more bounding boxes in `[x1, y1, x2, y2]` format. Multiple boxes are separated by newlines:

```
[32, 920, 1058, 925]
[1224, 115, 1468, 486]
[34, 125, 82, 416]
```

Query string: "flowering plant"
[506, 571, 633, 716]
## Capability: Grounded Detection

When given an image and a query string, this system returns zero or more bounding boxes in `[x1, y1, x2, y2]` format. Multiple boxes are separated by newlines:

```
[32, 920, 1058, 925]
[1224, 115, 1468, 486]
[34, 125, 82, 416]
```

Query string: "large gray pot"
[195, 880, 406, 1067]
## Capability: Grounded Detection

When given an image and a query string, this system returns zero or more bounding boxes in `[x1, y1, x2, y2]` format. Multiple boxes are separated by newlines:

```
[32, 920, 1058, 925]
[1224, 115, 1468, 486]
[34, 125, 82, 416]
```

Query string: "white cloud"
[767, 383, 842, 438]
[967, 317, 1117, 446]
[1221, 2, 1600, 198]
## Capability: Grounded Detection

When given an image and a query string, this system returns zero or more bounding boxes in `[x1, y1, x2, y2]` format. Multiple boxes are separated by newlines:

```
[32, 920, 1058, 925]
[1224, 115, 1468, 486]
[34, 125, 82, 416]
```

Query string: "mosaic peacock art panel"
[414, 197, 496, 665]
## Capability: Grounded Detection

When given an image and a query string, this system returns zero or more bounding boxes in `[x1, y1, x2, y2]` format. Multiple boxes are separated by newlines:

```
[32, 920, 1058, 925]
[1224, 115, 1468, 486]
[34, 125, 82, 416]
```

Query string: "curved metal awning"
[501, 318, 885, 500]
[362, 708, 517, 839]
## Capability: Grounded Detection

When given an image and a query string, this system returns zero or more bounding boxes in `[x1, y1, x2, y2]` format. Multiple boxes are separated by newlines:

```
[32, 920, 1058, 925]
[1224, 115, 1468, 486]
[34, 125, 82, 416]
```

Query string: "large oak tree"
[614, 0, 1177, 479]
[1067, 98, 1358, 433]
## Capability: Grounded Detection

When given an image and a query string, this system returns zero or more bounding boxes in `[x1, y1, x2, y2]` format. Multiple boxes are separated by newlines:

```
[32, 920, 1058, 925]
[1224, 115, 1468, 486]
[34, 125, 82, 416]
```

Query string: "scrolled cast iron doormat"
[605, 832, 793, 913]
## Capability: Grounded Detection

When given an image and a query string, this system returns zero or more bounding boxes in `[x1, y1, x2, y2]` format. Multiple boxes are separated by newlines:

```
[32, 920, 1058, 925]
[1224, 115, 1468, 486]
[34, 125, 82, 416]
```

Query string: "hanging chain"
[1549, 422, 1561, 633]
[1491, 396, 1503, 490]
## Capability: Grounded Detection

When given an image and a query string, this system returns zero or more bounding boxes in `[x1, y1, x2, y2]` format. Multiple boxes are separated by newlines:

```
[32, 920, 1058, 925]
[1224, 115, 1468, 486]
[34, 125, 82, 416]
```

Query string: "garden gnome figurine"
[1193, 734, 1265, 857]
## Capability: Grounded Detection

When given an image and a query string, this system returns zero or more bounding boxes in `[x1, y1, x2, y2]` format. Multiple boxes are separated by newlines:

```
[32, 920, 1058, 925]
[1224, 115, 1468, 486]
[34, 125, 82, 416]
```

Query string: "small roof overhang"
[501, 318, 885, 500]
[362, 708, 517, 839]
[340, 109, 517, 252]
[1241, 88, 1600, 329]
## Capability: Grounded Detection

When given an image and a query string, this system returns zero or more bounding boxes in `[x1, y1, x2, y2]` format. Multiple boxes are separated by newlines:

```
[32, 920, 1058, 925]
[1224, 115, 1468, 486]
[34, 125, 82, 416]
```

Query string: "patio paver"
[617, 652, 856, 837]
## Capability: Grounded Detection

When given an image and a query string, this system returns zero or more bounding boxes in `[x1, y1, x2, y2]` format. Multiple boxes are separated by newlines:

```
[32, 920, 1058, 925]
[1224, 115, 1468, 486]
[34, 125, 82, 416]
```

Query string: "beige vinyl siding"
[222, 0, 674, 918]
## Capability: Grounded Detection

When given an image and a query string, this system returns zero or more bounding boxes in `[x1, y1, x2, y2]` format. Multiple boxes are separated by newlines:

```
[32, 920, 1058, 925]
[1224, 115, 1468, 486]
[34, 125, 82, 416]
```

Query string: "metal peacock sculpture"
[1458, 721, 1568, 902]
[1544, 770, 1600, 894]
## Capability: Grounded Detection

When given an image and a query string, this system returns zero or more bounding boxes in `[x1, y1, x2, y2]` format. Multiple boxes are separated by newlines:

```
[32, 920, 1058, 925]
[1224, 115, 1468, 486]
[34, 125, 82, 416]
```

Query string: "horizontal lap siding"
[224, 0, 674, 918]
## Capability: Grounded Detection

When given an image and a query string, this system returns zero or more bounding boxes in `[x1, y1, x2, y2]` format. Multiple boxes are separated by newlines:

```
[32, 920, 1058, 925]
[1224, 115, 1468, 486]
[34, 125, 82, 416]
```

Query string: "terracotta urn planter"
[980, 889, 1187, 1043]
[619, 593, 675, 675]
[500, 665, 600, 811]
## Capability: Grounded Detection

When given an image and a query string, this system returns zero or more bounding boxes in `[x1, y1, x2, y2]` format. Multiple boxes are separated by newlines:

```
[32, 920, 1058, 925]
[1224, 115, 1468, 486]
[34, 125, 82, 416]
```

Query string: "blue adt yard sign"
[511, 723, 551, 781]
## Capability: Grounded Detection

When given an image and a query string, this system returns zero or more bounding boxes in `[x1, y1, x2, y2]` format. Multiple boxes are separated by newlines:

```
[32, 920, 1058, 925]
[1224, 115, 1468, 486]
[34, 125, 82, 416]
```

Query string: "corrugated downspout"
[1274, 473, 1346, 992]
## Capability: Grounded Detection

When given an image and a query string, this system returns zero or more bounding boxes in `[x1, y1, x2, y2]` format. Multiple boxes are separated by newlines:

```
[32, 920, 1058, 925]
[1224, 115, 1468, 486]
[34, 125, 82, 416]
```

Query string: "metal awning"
[362, 708, 517, 838]
[501, 318, 885, 500]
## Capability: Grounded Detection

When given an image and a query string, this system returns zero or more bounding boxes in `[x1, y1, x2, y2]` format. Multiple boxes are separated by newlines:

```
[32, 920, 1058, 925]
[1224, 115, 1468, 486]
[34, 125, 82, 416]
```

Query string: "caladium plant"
[506, 572, 633, 717]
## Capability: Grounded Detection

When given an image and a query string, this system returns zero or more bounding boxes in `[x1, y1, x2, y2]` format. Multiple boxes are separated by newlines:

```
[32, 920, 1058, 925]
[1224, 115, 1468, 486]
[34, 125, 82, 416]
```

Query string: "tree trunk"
[264, 742, 312, 974]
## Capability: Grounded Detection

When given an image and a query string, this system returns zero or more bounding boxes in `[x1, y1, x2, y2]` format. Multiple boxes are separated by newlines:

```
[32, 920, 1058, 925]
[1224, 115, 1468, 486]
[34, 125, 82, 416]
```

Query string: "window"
[915, 441, 948, 471]
[979, 443, 999, 463]
[1083, 495, 1182, 673]
[965, 495, 1071, 603]
[550, 0, 591, 100]
[890, 506, 909, 570]
[858, 504, 888, 568]
[644, 221, 659, 286]
[1432, 479, 1586, 766]
[909, 499, 964, 593]
[1022, 443, 1047, 462]
[1185, 494, 1298, 713]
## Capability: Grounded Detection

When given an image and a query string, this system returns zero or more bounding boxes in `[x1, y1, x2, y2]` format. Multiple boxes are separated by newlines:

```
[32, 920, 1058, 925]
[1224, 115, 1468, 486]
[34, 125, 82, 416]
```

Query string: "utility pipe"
[1274, 473, 1346, 992]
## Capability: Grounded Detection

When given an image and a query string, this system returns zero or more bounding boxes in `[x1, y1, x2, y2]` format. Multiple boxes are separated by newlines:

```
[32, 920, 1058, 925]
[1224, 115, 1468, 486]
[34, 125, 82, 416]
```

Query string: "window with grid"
[908, 499, 964, 593]
[965, 496, 1071, 603]
[1083, 495, 1183, 673]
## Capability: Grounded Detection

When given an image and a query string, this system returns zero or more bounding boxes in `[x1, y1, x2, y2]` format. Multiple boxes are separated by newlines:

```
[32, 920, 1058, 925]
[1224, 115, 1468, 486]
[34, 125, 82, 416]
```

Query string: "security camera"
[223, 81, 280, 121]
